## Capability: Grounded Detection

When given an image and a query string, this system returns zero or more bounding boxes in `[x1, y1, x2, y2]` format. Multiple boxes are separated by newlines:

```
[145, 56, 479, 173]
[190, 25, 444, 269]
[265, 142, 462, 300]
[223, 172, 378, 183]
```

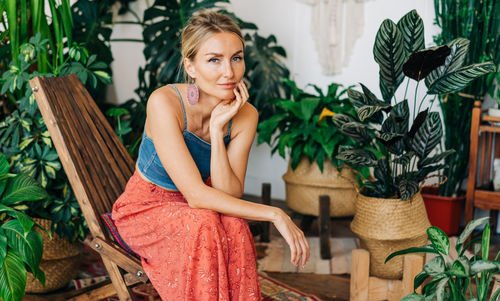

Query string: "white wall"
[107, 0, 441, 200]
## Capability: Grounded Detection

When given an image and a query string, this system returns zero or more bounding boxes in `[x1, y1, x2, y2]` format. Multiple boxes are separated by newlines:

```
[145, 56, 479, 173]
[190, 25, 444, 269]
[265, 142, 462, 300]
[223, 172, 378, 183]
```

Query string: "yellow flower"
[318, 107, 335, 124]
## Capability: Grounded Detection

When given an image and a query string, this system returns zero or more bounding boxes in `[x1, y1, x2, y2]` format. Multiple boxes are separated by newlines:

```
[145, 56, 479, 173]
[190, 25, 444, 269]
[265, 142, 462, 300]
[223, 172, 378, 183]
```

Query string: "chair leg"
[261, 183, 271, 243]
[102, 258, 136, 301]
[319, 195, 331, 259]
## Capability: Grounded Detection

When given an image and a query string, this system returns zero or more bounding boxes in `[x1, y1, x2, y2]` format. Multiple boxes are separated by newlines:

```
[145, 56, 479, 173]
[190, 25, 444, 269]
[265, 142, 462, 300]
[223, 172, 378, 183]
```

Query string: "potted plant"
[386, 217, 499, 300]
[257, 78, 366, 217]
[333, 10, 495, 279]
[0, 153, 49, 301]
[423, 0, 500, 235]
[0, 0, 112, 292]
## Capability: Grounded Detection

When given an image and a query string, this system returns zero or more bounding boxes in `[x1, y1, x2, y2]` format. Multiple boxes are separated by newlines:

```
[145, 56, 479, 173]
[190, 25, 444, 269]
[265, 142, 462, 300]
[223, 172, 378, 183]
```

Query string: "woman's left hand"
[210, 80, 248, 134]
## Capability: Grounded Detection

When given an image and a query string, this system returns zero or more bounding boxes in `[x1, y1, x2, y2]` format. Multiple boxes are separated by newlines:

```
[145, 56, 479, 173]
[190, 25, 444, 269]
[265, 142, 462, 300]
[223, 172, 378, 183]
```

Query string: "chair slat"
[43, 80, 112, 215]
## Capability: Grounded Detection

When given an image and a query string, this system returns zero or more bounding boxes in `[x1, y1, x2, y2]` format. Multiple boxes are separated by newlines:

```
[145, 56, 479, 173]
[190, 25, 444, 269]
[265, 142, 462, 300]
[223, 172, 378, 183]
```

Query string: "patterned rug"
[257, 236, 359, 275]
[72, 244, 322, 300]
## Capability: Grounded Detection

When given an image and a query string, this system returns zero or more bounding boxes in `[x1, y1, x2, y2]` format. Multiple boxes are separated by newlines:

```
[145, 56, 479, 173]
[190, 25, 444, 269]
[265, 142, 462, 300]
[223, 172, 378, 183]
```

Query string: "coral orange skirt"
[112, 171, 261, 300]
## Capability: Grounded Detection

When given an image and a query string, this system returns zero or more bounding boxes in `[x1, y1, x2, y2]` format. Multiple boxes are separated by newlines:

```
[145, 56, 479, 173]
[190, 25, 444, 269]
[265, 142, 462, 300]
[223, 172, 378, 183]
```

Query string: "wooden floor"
[24, 194, 500, 301]
[247, 194, 353, 301]
[245, 194, 500, 301]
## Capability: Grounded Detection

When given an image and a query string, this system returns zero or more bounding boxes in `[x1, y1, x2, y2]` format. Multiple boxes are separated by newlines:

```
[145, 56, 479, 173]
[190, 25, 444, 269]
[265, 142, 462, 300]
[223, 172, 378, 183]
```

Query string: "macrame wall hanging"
[296, 0, 366, 75]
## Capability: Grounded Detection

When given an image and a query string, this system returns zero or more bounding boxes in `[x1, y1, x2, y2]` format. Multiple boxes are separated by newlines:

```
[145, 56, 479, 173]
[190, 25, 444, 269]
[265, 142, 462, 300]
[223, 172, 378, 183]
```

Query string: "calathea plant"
[386, 217, 499, 301]
[333, 10, 495, 200]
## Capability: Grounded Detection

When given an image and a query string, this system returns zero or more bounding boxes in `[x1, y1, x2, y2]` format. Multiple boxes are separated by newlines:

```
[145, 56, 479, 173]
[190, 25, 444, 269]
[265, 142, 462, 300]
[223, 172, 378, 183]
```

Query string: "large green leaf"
[0, 250, 27, 301]
[373, 19, 405, 102]
[402, 45, 450, 81]
[456, 217, 489, 254]
[449, 257, 469, 277]
[424, 256, 445, 276]
[424, 38, 470, 89]
[427, 226, 449, 255]
[299, 97, 320, 122]
[470, 260, 498, 275]
[396, 10, 425, 57]
[0, 229, 7, 268]
[2, 219, 44, 282]
[385, 246, 439, 263]
[2, 174, 47, 205]
[0, 154, 9, 175]
[427, 61, 496, 95]
[401, 293, 425, 301]
[435, 276, 448, 301]
[412, 112, 442, 159]
[336, 149, 378, 167]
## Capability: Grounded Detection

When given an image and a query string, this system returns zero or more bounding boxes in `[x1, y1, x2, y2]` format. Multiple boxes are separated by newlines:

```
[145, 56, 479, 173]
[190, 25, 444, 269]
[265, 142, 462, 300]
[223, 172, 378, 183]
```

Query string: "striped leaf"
[398, 178, 419, 200]
[396, 10, 425, 58]
[412, 112, 442, 159]
[341, 122, 372, 143]
[357, 104, 390, 122]
[376, 131, 403, 142]
[373, 19, 405, 102]
[418, 149, 455, 168]
[336, 149, 378, 167]
[347, 88, 366, 108]
[331, 114, 354, 128]
[425, 38, 470, 89]
[0, 250, 27, 301]
[392, 151, 415, 166]
[427, 61, 496, 95]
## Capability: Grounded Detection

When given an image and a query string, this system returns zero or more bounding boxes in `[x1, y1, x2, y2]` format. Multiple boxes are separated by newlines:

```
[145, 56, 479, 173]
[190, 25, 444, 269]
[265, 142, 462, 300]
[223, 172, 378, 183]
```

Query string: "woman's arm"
[209, 103, 257, 198]
[148, 88, 309, 267]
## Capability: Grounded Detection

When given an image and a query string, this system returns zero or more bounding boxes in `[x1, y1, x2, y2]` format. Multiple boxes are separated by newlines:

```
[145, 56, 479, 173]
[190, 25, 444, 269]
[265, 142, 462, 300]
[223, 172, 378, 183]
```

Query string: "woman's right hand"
[272, 209, 310, 268]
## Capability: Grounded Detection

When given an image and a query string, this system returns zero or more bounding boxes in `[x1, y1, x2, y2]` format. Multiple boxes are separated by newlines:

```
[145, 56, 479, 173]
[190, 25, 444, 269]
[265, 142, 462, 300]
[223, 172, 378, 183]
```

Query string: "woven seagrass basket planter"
[350, 192, 430, 279]
[25, 218, 83, 293]
[282, 156, 357, 217]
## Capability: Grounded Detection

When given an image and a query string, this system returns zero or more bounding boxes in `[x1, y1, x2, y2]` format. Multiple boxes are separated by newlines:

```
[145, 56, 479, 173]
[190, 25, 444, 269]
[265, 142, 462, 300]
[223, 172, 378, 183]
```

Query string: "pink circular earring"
[187, 83, 199, 105]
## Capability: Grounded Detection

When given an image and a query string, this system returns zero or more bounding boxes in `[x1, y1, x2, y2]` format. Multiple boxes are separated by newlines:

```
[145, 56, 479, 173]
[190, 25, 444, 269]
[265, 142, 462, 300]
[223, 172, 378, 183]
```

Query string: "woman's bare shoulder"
[145, 84, 188, 135]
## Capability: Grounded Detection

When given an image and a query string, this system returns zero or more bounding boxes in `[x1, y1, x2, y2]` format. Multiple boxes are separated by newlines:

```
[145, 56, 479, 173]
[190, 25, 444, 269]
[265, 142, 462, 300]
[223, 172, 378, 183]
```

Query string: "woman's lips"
[218, 83, 236, 89]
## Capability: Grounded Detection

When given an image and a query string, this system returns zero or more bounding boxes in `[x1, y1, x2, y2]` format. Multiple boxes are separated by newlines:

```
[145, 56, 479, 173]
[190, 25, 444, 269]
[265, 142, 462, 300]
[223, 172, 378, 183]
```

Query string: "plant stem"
[413, 81, 420, 121]
[403, 77, 410, 101]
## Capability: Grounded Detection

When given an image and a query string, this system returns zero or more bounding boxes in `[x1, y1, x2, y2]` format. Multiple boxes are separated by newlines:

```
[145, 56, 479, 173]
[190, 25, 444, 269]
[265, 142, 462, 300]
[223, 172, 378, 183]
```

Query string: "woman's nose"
[222, 60, 234, 78]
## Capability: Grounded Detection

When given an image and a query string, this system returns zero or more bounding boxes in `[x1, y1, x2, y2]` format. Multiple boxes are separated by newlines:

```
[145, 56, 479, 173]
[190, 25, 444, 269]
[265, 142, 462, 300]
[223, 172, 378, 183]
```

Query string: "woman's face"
[185, 32, 245, 101]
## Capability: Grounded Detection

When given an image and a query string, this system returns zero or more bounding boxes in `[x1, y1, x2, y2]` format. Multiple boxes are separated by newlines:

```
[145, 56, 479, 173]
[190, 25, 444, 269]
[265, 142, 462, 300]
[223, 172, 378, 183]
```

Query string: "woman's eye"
[208, 58, 219, 63]
[232, 56, 242, 62]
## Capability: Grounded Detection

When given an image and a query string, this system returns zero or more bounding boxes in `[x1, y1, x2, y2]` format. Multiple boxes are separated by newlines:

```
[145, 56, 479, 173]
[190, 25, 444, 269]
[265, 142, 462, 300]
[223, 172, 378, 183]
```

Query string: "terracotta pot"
[282, 156, 357, 217]
[422, 187, 464, 236]
[351, 192, 431, 279]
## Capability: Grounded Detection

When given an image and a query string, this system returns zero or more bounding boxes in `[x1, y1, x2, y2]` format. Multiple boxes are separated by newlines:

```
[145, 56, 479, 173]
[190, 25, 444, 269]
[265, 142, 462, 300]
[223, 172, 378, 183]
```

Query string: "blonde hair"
[180, 10, 245, 83]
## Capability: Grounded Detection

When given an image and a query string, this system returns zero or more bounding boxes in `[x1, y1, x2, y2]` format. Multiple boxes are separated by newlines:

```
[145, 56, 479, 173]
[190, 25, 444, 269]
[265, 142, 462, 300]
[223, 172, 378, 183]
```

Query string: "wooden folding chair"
[29, 74, 146, 301]
[465, 100, 500, 229]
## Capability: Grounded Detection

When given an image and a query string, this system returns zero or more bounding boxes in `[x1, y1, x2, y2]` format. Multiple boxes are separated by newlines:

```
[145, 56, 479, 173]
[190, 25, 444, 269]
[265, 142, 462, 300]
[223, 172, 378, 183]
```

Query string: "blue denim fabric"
[136, 84, 231, 190]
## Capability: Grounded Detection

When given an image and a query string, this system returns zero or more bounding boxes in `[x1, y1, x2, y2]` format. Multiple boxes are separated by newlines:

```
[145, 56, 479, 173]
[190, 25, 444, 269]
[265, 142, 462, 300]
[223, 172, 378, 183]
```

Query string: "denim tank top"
[136, 84, 232, 190]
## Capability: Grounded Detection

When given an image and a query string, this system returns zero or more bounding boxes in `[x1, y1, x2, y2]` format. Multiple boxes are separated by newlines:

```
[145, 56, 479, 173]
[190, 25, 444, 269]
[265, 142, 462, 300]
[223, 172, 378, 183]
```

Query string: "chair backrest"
[29, 74, 135, 238]
[469, 101, 500, 189]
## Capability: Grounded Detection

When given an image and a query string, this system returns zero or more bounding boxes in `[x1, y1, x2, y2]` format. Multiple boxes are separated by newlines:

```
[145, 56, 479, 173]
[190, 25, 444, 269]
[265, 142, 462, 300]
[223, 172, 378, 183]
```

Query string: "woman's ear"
[184, 58, 197, 80]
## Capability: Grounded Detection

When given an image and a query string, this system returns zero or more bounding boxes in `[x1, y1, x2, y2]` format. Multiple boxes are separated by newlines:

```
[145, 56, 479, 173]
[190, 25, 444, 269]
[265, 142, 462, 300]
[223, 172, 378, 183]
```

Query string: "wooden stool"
[350, 249, 424, 301]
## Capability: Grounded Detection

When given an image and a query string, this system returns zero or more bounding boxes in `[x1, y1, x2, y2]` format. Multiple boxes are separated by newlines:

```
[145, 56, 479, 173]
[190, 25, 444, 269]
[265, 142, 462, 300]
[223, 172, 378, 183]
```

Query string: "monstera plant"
[334, 9, 496, 201]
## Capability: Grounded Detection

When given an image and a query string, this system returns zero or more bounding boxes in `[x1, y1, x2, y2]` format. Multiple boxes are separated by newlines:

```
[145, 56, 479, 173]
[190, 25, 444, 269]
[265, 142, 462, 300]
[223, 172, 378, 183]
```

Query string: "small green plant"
[386, 217, 500, 301]
[0, 153, 50, 301]
[257, 79, 364, 173]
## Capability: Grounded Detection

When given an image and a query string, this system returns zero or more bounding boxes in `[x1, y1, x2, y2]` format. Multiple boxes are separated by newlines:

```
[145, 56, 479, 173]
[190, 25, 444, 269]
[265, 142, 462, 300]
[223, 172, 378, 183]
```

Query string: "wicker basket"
[350, 192, 430, 279]
[25, 218, 83, 293]
[282, 156, 357, 217]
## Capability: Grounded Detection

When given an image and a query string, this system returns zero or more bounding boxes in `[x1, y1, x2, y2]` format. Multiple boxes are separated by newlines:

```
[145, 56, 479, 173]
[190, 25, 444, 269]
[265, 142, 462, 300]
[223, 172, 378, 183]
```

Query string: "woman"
[112, 11, 309, 301]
